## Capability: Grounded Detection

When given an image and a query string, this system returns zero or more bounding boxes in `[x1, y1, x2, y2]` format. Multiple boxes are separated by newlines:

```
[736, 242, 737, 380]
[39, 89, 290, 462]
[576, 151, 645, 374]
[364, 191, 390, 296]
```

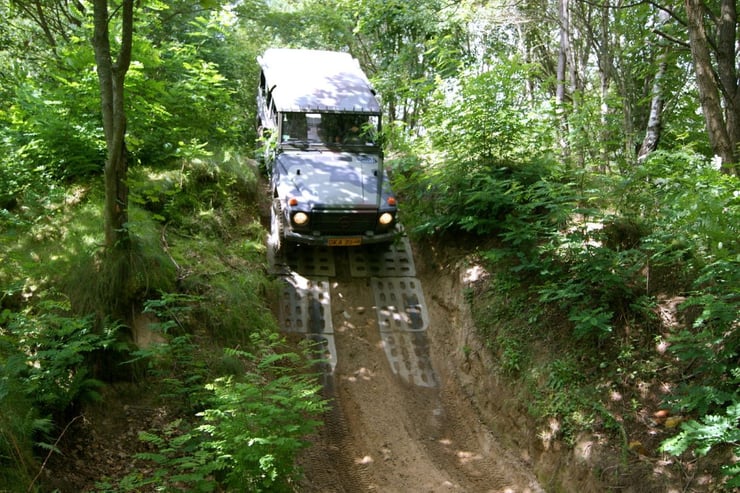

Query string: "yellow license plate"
[328, 237, 361, 246]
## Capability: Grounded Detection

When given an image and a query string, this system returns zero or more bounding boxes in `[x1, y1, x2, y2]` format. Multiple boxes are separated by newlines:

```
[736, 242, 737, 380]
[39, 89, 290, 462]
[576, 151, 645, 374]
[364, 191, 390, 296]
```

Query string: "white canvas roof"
[258, 48, 381, 114]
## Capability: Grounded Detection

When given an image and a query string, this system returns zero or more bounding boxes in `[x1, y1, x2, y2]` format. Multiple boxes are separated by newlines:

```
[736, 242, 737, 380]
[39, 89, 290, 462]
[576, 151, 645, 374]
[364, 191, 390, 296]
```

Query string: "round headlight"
[378, 212, 394, 225]
[293, 212, 309, 226]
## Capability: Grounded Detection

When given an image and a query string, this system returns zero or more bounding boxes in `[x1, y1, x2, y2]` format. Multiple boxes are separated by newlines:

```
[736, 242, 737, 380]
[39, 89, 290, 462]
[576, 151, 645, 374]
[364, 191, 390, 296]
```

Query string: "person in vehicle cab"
[343, 124, 363, 144]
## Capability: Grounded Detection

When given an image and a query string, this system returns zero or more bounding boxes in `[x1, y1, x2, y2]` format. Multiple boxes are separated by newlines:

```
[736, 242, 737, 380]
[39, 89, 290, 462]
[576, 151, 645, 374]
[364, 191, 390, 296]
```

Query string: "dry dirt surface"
[279, 240, 545, 493]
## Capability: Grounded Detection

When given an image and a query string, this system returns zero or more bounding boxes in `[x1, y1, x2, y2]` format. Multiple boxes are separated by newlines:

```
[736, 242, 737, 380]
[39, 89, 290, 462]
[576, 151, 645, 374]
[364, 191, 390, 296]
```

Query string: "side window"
[364, 115, 380, 144]
[336, 115, 379, 145]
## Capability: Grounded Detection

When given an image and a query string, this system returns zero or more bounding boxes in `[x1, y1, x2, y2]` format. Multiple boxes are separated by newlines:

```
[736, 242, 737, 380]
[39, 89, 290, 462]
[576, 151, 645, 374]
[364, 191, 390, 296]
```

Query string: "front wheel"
[269, 198, 284, 260]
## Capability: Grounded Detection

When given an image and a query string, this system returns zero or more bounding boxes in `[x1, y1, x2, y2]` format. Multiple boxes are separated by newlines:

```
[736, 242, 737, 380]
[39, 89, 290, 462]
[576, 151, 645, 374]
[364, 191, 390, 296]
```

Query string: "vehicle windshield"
[280, 112, 380, 148]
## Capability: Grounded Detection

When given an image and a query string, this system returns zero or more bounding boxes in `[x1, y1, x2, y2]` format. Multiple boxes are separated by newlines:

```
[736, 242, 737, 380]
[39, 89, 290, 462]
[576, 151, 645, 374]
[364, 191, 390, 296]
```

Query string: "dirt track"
[280, 243, 545, 493]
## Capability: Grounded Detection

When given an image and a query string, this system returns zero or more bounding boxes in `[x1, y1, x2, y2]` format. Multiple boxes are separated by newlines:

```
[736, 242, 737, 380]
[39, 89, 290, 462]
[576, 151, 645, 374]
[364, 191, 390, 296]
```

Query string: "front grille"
[311, 209, 377, 235]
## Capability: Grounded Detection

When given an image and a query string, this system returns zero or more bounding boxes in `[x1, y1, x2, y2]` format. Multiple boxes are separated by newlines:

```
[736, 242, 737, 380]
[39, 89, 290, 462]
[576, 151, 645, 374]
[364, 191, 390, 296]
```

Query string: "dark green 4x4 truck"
[256, 48, 399, 252]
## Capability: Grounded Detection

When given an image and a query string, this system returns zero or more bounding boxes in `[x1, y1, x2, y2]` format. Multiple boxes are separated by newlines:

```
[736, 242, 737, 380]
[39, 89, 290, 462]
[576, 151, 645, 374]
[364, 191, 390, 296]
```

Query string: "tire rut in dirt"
[296, 372, 374, 493]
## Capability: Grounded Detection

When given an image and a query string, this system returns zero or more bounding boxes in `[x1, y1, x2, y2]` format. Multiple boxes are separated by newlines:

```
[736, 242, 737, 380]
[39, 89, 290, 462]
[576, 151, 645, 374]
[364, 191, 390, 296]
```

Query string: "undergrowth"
[1, 152, 326, 492]
[99, 299, 327, 492]
[396, 145, 739, 489]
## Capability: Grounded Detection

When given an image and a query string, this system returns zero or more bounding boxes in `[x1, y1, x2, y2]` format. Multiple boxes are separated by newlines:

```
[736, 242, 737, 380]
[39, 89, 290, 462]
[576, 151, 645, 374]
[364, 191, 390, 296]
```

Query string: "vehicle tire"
[270, 198, 284, 257]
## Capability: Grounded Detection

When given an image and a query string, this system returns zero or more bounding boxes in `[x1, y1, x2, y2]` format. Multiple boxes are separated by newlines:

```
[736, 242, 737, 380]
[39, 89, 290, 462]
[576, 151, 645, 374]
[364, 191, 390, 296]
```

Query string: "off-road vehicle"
[256, 48, 398, 253]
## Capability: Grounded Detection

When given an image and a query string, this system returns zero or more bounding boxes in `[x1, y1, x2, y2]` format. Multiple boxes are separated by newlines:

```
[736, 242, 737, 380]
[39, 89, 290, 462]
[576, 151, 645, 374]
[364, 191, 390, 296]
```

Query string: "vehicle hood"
[276, 151, 388, 207]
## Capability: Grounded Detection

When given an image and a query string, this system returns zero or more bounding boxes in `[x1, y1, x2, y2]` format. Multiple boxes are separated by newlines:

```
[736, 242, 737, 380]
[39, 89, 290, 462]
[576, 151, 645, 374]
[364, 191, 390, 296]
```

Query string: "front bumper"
[284, 226, 399, 246]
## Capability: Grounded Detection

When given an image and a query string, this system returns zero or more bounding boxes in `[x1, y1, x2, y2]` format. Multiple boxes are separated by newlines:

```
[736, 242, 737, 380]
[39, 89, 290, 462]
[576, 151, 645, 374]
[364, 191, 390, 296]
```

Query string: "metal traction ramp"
[274, 235, 436, 387]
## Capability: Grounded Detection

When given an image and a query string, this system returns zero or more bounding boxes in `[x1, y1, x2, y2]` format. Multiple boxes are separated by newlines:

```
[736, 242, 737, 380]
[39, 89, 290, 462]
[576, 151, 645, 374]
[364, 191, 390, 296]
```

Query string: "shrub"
[1, 300, 119, 416]
[0, 338, 50, 489]
[661, 403, 740, 488]
[0, 300, 120, 491]
[391, 58, 561, 238]
[107, 335, 328, 492]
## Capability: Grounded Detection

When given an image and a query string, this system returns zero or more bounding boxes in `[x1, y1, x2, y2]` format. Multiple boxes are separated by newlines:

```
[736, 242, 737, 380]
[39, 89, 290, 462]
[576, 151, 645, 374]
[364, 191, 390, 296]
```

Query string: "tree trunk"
[556, 0, 571, 161]
[92, 0, 134, 249]
[597, 2, 612, 171]
[685, 0, 738, 173]
[515, 23, 534, 102]
[638, 45, 669, 162]
[556, 0, 569, 106]
[716, 0, 739, 168]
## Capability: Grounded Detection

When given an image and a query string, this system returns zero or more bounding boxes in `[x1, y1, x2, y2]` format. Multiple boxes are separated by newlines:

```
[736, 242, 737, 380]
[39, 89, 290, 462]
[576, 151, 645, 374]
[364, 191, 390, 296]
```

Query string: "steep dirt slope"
[289, 244, 544, 492]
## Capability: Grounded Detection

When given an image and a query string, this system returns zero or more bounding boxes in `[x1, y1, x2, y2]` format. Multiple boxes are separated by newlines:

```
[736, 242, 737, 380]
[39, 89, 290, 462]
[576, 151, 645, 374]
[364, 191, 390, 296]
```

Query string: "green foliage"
[196, 344, 326, 491]
[61, 212, 177, 319]
[471, 274, 534, 377]
[534, 357, 598, 444]
[406, 97, 735, 475]
[166, 231, 274, 348]
[5, 39, 104, 181]
[129, 152, 275, 347]
[126, 294, 212, 412]
[0, 2, 248, 210]
[567, 306, 613, 341]
[425, 61, 550, 164]
[534, 237, 649, 342]
[117, 419, 219, 493]
[395, 146, 566, 239]
[0, 336, 50, 489]
[108, 335, 328, 492]
[617, 151, 739, 428]
[623, 151, 738, 267]
[662, 260, 739, 420]
[462, 148, 738, 477]
[128, 150, 258, 226]
[1, 300, 118, 415]
[130, 6, 255, 161]
[347, 0, 463, 123]
[498, 336, 525, 376]
[661, 403, 740, 488]
[391, 59, 563, 239]
[0, 299, 119, 490]
[125, 19, 246, 167]
[0, 139, 267, 487]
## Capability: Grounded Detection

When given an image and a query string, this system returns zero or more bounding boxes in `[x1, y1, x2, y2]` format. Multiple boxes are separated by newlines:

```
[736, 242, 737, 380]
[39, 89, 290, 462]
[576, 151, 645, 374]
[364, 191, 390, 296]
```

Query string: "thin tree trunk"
[92, 0, 134, 249]
[516, 23, 534, 102]
[598, 2, 611, 171]
[556, 0, 571, 161]
[556, 0, 568, 106]
[638, 45, 669, 162]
